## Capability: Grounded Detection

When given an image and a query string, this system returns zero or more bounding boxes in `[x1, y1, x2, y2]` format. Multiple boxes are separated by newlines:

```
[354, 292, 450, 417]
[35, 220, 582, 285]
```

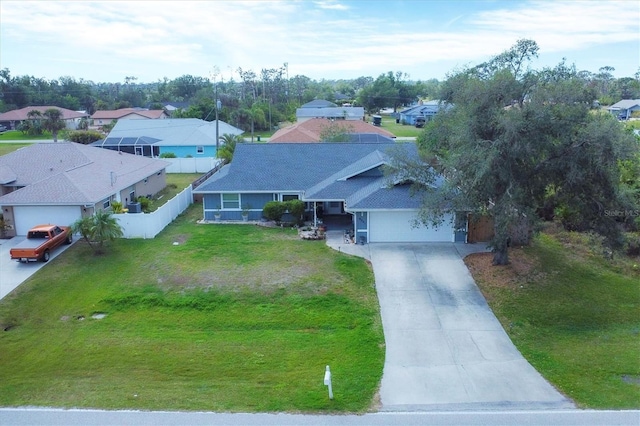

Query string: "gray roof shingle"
[194, 142, 434, 209]
[0, 143, 169, 205]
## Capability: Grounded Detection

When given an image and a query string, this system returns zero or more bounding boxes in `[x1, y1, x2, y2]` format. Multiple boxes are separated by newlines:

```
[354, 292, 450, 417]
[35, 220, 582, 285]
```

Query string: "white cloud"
[1, 0, 637, 82]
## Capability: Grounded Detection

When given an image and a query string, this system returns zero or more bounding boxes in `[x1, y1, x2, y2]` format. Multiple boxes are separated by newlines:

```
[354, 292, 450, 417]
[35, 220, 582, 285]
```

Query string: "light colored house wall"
[159, 145, 217, 158]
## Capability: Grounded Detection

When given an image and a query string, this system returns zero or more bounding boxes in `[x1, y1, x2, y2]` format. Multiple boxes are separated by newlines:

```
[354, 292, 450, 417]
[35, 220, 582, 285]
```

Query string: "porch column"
[313, 201, 317, 227]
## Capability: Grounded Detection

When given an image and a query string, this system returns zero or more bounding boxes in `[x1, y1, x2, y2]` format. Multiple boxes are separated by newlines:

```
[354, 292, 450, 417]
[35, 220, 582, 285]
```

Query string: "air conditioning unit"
[127, 202, 142, 213]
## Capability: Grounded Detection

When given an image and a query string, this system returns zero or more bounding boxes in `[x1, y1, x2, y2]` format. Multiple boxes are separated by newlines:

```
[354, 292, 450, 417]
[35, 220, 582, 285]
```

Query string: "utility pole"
[215, 82, 220, 156]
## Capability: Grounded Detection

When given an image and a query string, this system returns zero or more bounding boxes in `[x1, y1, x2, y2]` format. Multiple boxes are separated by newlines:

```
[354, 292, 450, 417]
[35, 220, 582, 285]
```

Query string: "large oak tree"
[393, 40, 638, 265]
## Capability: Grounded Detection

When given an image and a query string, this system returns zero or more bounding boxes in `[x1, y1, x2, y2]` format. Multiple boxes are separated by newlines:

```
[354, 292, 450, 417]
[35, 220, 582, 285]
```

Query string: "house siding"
[202, 192, 276, 221]
[159, 145, 218, 158]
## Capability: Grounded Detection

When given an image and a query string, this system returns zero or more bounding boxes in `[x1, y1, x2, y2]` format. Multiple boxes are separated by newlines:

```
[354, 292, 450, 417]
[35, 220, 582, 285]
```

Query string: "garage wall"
[13, 206, 82, 236]
[369, 210, 454, 243]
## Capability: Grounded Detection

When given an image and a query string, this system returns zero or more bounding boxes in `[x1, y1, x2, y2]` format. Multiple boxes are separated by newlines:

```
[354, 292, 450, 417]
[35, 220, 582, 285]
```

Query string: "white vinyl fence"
[115, 185, 193, 239]
[164, 157, 221, 173]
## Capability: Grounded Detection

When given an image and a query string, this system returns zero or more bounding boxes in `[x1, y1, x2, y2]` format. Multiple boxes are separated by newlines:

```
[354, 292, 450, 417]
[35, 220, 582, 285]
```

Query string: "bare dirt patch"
[464, 247, 537, 290]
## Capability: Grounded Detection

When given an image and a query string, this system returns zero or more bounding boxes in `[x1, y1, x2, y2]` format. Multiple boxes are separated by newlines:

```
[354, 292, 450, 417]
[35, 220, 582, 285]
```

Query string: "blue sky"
[1, 0, 638, 84]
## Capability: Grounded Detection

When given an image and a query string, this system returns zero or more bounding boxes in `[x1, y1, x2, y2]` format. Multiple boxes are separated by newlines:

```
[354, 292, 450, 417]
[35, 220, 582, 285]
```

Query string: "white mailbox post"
[323, 365, 334, 400]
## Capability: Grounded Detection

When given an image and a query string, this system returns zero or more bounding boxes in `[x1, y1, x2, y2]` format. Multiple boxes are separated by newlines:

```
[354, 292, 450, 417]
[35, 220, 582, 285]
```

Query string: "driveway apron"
[369, 243, 574, 411]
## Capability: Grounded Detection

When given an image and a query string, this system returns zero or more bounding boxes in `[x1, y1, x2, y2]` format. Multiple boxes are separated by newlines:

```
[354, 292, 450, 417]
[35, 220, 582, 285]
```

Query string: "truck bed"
[12, 237, 48, 250]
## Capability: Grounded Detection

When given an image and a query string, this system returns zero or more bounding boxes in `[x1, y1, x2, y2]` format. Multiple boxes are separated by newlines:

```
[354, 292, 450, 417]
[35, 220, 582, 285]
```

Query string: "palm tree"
[72, 210, 123, 255]
[217, 133, 245, 162]
[42, 108, 66, 142]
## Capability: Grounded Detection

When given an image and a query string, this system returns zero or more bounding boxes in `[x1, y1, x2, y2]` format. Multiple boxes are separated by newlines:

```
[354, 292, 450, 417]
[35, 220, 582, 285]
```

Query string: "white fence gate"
[115, 186, 193, 239]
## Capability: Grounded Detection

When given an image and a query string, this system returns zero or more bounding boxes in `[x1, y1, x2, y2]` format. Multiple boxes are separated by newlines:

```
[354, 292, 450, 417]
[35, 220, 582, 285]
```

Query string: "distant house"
[0, 143, 168, 236]
[0, 106, 88, 131]
[162, 102, 191, 115]
[398, 100, 444, 126]
[269, 118, 395, 143]
[92, 118, 244, 158]
[91, 108, 168, 127]
[193, 142, 461, 243]
[607, 99, 640, 120]
[296, 99, 365, 122]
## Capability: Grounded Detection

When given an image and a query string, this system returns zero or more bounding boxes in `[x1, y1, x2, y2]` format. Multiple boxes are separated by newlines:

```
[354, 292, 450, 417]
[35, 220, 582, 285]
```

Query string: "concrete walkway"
[325, 234, 574, 411]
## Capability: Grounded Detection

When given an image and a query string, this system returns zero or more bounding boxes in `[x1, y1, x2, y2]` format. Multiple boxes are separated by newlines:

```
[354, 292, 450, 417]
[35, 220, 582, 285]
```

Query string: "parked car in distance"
[9, 224, 72, 262]
[415, 116, 426, 128]
[0, 125, 7, 132]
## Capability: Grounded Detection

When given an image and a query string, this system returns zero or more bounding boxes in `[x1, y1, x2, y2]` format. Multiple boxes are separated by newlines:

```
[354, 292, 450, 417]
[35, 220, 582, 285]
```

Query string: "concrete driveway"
[368, 243, 574, 411]
[0, 236, 74, 300]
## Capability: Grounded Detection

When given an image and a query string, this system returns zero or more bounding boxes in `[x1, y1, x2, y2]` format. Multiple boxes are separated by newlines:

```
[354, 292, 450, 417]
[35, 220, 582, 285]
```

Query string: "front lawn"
[466, 228, 640, 409]
[0, 130, 54, 141]
[0, 205, 384, 412]
[0, 143, 31, 156]
[367, 114, 423, 138]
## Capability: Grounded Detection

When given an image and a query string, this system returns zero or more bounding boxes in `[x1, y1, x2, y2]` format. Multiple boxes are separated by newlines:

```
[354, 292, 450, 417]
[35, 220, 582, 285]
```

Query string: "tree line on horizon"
[1, 63, 639, 133]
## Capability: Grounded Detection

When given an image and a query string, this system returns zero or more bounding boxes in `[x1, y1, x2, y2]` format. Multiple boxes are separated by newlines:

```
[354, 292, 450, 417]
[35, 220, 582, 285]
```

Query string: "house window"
[282, 194, 299, 202]
[103, 199, 110, 209]
[196, 146, 204, 154]
[222, 193, 240, 209]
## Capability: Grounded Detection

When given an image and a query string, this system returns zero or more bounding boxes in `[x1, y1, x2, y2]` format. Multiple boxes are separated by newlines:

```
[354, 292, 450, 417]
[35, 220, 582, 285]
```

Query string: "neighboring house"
[0, 106, 89, 131]
[91, 108, 168, 127]
[399, 100, 444, 125]
[193, 142, 463, 243]
[269, 118, 395, 143]
[0, 143, 169, 236]
[607, 99, 640, 120]
[91, 118, 244, 158]
[296, 99, 364, 122]
[162, 101, 191, 115]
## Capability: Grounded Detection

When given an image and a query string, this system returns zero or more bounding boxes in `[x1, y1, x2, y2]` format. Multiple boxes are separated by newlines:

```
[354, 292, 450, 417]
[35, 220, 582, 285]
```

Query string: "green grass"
[0, 205, 384, 412]
[367, 114, 423, 138]
[471, 231, 640, 409]
[0, 130, 55, 141]
[0, 143, 31, 156]
[145, 173, 203, 212]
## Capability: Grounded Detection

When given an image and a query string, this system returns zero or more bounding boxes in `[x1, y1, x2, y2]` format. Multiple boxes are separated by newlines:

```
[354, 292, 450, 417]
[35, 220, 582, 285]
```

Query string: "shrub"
[137, 196, 151, 212]
[286, 199, 305, 225]
[160, 152, 177, 158]
[66, 130, 105, 144]
[111, 201, 124, 213]
[263, 201, 287, 222]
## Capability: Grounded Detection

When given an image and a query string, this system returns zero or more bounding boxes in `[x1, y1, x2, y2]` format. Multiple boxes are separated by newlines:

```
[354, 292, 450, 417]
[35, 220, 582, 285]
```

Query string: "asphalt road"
[0, 408, 638, 426]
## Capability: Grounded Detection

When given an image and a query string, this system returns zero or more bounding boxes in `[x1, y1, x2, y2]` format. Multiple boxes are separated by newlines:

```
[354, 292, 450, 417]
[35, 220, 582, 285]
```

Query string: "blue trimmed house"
[93, 118, 244, 158]
[193, 142, 463, 243]
[398, 100, 443, 126]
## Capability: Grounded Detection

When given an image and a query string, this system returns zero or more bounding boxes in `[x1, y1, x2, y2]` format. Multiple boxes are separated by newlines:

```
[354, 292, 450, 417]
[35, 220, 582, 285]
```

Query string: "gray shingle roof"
[106, 118, 243, 147]
[0, 143, 169, 205]
[194, 142, 433, 209]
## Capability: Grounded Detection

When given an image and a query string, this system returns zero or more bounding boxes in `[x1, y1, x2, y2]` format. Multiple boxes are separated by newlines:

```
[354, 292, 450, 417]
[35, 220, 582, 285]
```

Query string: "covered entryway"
[369, 211, 454, 243]
[13, 206, 81, 236]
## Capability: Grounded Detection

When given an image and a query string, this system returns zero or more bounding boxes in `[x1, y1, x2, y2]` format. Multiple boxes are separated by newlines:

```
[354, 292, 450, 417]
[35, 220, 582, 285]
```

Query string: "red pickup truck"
[10, 224, 73, 263]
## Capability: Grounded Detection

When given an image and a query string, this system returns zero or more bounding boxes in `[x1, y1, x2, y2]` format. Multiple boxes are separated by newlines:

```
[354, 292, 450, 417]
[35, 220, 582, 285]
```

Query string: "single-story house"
[0, 143, 169, 236]
[0, 106, 89, 131]
[91, 118, 244, 158]
[269, 118, 395, 143]
[607, 99, 640, 120]
[398, 100, 444, 125]
[193, 142, 463, 243]
[296, 100, 364, 122]
[91, 108, 169, 127]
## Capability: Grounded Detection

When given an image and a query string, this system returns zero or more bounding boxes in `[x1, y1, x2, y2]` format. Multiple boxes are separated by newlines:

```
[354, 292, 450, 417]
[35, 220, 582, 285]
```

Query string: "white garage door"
[14, 206, 82, 236]
[369, 211, 454, 243]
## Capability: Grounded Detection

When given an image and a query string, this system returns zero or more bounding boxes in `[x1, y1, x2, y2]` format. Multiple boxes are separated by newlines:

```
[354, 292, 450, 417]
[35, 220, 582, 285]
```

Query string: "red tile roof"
[0, 106, 88, 121]
[269, 118, 395, 143]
